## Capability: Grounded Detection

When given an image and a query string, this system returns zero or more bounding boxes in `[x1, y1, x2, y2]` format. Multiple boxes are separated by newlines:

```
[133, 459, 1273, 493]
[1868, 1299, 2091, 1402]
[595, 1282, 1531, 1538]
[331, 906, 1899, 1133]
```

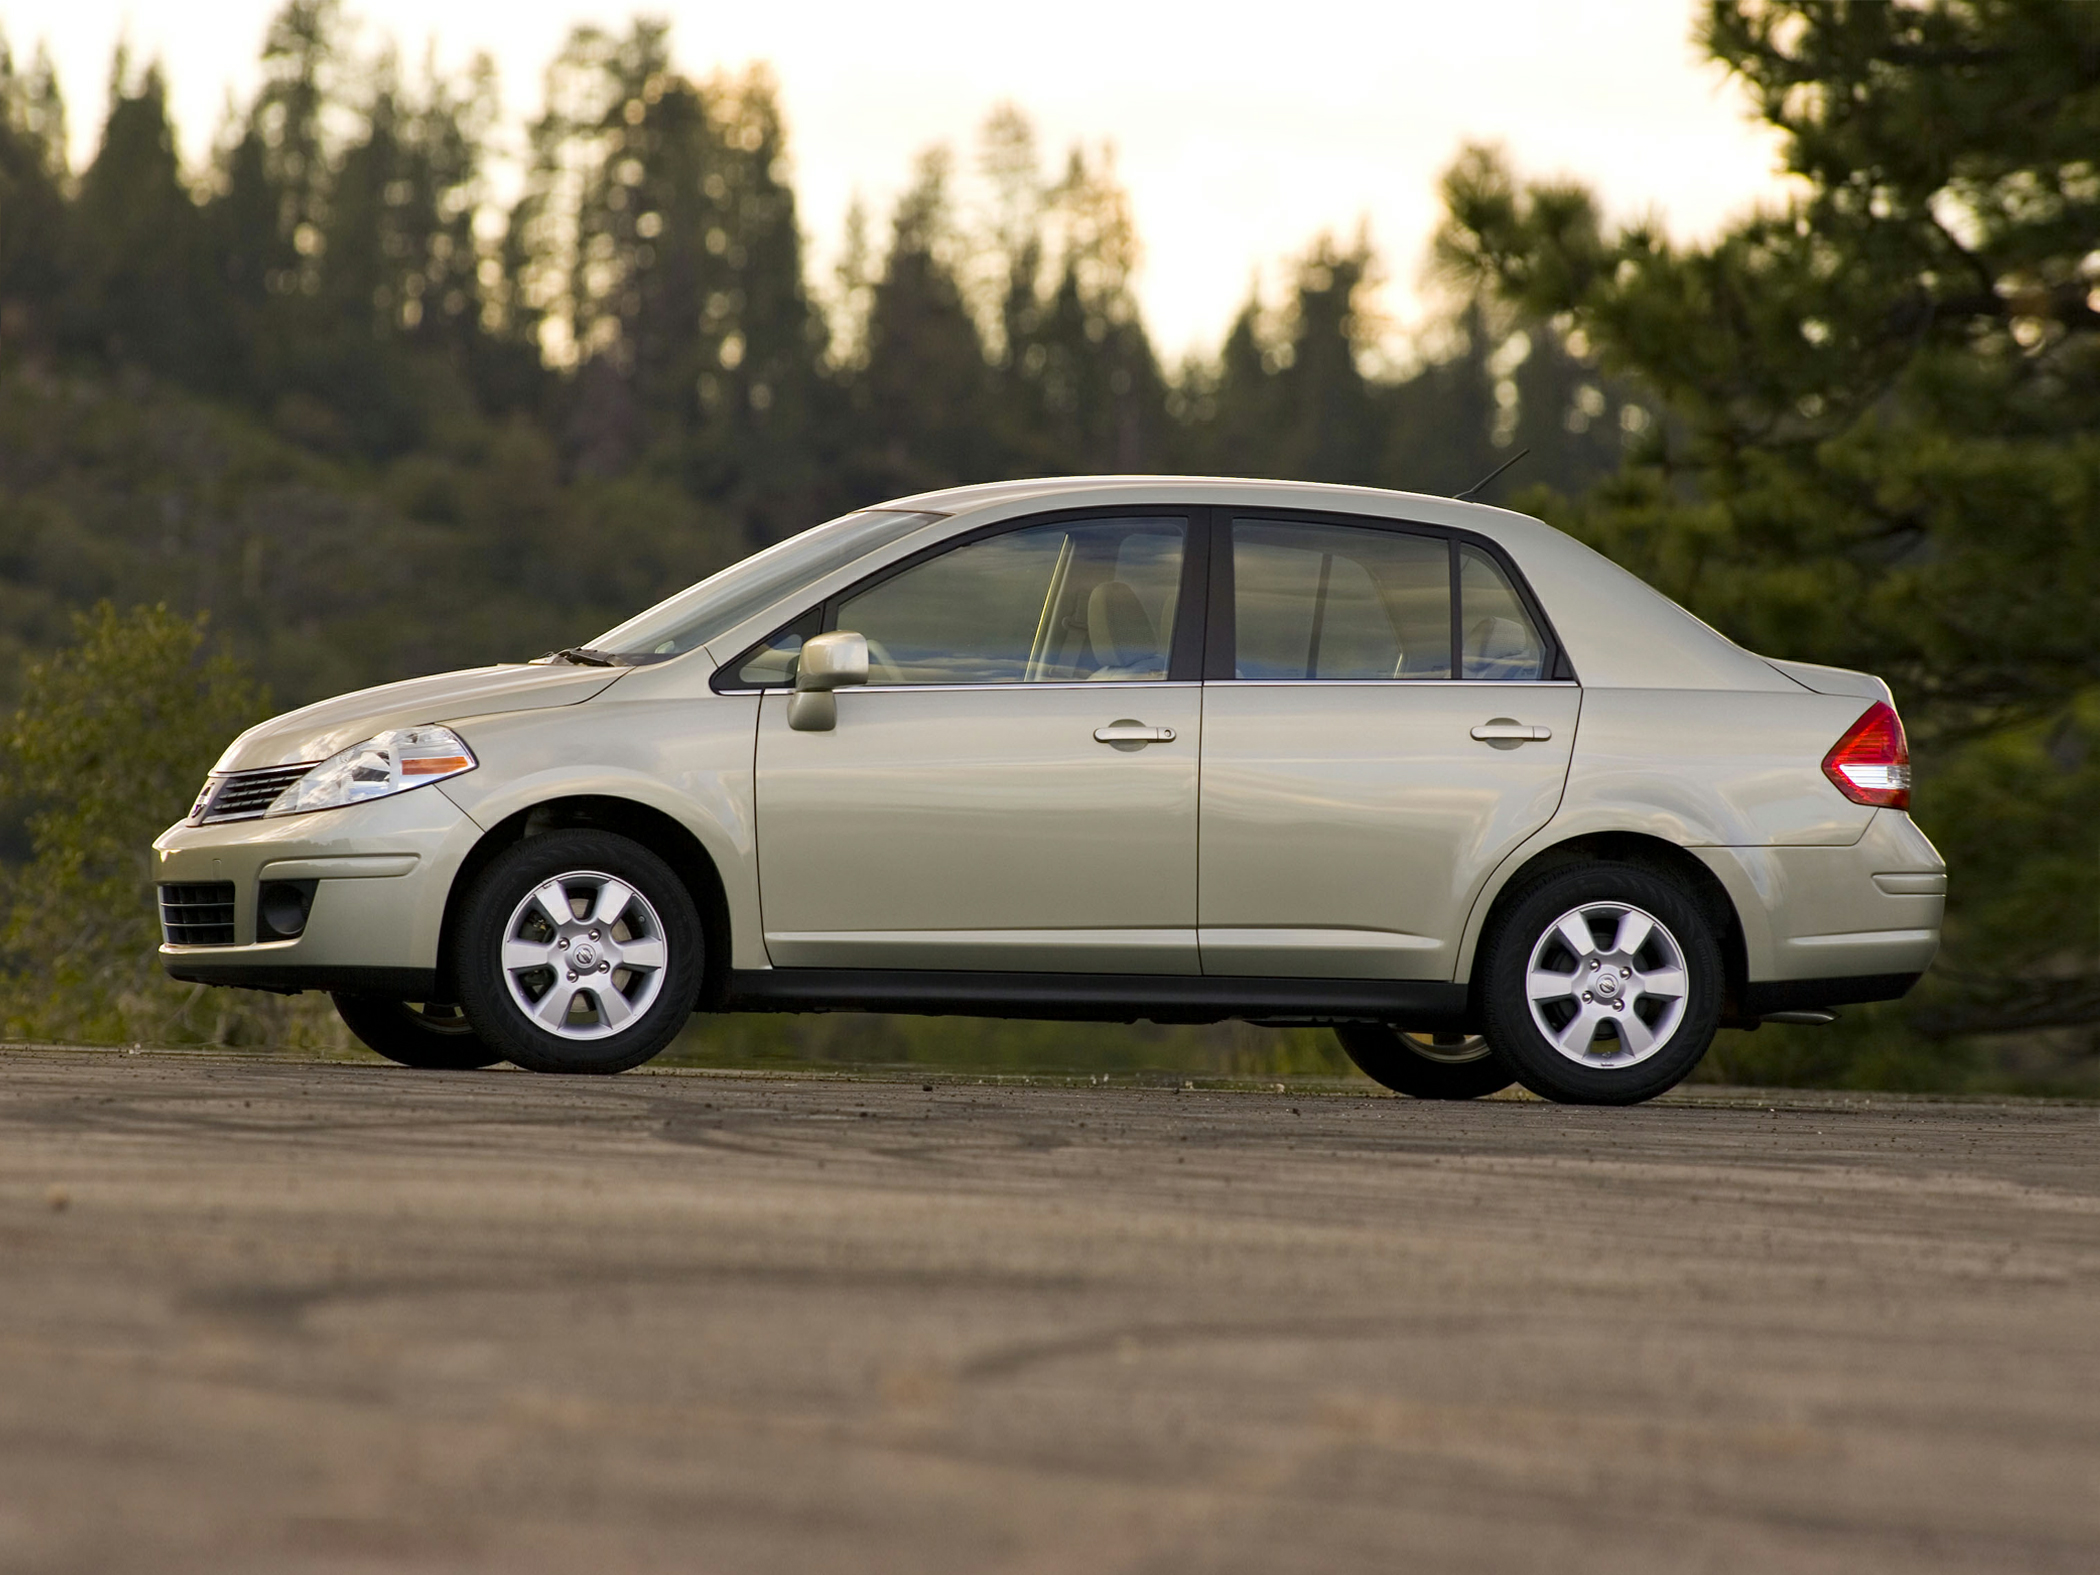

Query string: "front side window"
[734, 612, 819, 687]
[1232, 519, 1452, 680]
[834, 517, 1187, 685]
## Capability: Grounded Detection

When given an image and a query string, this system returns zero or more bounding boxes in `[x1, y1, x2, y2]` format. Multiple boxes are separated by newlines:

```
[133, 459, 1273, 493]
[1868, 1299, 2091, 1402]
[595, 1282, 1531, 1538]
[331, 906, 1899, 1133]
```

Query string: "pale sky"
[3, 0, 1798, 358]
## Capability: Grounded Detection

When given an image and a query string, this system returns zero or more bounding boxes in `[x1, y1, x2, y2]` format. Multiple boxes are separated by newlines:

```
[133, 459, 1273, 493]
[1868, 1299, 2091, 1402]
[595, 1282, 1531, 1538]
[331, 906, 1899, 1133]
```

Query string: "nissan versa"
[153, 477, 1945, 1104]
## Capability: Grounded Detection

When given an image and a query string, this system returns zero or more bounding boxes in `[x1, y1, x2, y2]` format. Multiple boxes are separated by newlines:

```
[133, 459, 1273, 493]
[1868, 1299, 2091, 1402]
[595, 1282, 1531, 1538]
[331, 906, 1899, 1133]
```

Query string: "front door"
[1198, 515, 1580, 979]
[755, 512, 1203, 973]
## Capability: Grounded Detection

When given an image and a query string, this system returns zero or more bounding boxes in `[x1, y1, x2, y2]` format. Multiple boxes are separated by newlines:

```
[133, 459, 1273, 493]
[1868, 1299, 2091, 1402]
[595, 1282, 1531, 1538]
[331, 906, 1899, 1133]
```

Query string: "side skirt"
[720, 968, 1471, 1028]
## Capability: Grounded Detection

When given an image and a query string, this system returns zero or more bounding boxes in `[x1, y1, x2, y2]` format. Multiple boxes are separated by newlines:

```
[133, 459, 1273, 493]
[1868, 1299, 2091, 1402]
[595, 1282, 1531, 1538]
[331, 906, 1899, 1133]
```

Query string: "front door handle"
[1095, 721, 1176, 749]
[1470, 719, 1553, 743]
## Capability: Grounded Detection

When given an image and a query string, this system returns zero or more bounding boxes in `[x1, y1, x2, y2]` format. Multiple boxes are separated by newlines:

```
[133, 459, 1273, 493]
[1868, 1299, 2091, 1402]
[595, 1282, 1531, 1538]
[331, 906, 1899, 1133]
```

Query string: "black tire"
[1480, 862, 1722, 1105]
[1334, 1024, 1515, 1099]
[331, 993, 505, 1070]
[453, 830, 702, 1075]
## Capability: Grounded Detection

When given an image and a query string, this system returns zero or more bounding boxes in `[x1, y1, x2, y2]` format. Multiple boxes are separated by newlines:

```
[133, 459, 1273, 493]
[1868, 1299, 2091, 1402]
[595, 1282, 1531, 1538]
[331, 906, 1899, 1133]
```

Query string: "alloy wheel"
[498, 870, 670, 1040]
[1394, 1030, 1494, 1065]
[1522, 901, 1690, 1070]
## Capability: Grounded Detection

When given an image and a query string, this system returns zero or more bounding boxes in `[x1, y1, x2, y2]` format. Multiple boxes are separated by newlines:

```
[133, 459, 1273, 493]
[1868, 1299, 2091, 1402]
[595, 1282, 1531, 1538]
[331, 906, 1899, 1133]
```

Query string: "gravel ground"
[0, 1046, 2095, 1574]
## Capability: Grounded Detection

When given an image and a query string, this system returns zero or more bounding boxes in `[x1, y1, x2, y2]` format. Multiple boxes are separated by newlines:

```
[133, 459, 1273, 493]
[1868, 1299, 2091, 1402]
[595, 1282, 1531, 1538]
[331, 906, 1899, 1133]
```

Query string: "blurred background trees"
[0, 0, 2091, 1089]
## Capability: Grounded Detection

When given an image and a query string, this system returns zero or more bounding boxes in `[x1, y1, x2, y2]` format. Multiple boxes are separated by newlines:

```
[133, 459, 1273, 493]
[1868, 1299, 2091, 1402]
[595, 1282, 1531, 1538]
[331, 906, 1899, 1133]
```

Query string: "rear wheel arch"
[438, 796, 733, 1010]
[1465, 832, 1749, 1025]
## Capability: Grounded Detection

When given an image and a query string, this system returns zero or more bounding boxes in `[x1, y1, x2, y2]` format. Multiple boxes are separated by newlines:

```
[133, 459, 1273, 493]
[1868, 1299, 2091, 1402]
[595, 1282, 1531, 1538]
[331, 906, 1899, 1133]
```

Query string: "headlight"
[267, 726, 476, 816]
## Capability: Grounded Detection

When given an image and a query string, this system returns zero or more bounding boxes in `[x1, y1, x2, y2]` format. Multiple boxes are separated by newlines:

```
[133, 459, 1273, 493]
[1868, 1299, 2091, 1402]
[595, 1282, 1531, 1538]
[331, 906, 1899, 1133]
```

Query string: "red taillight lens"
[1822, 700, 1911, 809]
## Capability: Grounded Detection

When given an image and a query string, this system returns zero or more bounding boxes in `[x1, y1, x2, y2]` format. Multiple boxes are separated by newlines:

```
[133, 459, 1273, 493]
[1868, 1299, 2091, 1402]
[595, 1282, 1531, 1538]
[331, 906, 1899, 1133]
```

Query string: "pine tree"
[850, 148, 1000, 494]
[62, 58, 216, 379]
[999, 143, 1167, 474]
[1437, 0, 2100, 1072]
[0, 37, 68, 354]
[1379, 300, 1502, 498]
[1180, 239, 1381, 484]
[516, 25, 827, 537]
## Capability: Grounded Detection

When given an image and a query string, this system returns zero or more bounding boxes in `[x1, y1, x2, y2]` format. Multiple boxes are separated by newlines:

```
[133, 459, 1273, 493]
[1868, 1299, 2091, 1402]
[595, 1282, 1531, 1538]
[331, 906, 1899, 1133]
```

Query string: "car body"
[152, 477, 1946, 1101]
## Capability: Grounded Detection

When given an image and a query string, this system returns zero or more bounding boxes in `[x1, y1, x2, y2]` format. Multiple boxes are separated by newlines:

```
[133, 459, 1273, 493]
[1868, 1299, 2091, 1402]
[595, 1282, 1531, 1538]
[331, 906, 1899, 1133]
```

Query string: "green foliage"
[1438, 0, 2100, 1086]
[4, 2, 2083, 1087]
[0, 603, 331, 1044]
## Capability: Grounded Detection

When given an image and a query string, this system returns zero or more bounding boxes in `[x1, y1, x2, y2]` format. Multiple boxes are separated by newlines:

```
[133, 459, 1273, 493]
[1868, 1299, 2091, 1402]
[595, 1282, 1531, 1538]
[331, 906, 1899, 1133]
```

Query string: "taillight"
[1822, 700, 1911, 809]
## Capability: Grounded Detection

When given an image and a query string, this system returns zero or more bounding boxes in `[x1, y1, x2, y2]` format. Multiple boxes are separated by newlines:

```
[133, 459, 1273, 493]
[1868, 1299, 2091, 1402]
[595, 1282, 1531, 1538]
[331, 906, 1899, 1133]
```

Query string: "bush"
[0, 602, 333, 1045]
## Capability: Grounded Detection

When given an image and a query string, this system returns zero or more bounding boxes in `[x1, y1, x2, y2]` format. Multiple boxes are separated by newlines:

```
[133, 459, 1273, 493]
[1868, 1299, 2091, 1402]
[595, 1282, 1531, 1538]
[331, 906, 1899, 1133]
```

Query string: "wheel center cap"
[1594, 973, 1620, 998]
[571, 941, 598, 969]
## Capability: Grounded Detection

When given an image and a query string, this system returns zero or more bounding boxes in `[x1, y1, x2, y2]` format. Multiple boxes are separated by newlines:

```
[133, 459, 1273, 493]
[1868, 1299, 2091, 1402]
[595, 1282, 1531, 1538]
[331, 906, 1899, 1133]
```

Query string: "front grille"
[191, 764, 316, 824]
[159, 882, 237, 946]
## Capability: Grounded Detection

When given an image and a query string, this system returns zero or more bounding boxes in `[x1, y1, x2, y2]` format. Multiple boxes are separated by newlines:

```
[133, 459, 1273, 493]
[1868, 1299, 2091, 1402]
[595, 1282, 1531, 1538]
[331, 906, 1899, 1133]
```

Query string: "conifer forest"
[0, 1, 2094, 1091]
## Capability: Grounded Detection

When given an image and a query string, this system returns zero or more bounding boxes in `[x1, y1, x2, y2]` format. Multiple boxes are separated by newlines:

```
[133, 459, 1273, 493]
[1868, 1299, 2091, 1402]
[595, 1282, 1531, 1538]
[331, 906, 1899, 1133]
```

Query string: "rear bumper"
[1693, 810, 1945, 985]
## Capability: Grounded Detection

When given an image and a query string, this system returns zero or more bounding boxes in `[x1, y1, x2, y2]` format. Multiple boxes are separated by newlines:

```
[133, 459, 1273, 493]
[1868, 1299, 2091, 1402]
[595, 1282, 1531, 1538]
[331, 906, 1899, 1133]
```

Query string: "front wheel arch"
[437, 796, 732, 1010]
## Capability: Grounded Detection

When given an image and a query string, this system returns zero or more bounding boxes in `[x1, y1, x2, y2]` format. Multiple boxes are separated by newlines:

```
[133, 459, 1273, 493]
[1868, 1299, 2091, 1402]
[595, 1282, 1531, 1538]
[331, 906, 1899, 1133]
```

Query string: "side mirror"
[786, 630, 869, 732]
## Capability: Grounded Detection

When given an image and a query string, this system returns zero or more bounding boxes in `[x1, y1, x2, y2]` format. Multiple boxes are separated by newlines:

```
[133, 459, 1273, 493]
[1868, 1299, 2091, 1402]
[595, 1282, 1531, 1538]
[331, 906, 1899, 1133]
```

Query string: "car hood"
[211, 663, 628, 773]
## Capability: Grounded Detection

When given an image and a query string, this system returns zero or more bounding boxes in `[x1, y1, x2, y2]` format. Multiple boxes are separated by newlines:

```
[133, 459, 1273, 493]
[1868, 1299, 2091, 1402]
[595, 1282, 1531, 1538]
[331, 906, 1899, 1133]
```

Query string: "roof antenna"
[1453, 447, 1530, 502]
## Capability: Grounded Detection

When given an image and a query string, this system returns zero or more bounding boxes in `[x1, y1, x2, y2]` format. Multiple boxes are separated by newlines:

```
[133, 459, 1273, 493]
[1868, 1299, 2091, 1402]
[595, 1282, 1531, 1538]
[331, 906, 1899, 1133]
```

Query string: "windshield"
[584, 508, 946, 661]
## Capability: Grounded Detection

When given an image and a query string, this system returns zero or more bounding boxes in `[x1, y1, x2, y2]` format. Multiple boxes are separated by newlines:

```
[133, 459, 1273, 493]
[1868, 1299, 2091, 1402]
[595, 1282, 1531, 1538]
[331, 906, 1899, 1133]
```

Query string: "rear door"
[1197, 515, 1579, 979]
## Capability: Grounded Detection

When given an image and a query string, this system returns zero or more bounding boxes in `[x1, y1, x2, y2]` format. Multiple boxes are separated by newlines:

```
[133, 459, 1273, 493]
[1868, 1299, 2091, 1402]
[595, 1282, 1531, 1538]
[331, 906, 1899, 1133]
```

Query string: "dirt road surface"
[0, 1047, 2094, 1574]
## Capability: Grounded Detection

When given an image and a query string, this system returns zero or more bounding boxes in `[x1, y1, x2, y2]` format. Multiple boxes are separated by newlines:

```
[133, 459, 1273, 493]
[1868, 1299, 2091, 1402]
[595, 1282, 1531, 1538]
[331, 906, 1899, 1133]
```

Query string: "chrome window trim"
[1202, 678, 1582, 690]
[719, 679, 1202, 697]
[717, 678, 1579, 696]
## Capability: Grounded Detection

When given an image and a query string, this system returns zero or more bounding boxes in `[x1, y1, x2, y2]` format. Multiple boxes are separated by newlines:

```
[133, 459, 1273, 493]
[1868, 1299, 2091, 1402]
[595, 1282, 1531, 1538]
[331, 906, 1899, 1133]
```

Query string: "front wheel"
[1480, 863, 1722, 1105]
[331, 994, 505, 1070]
[453, 830, 702, 1074]
[1334, 1024, 1515, 1099]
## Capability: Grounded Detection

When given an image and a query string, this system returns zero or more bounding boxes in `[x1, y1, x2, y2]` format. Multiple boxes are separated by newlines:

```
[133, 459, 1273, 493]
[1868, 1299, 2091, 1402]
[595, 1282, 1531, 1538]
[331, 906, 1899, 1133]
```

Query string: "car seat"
[1086, 580, 1163, 679]
[1464, 615, 1542, 681]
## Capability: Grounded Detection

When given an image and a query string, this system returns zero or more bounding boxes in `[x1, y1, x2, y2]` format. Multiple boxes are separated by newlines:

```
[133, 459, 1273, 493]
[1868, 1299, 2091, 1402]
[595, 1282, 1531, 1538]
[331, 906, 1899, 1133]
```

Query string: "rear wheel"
[1334, 1024, 1515, 1099]
[453, 830, 701, 1075]
[1480, 862, 1721, 1105]
[331, 994, 504, 1070]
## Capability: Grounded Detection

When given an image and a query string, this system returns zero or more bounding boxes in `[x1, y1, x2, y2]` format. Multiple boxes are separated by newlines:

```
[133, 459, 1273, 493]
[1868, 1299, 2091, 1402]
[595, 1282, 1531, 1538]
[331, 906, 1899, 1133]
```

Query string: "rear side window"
[1458, 544, 1548, 681]
[1231, 519, 1452, 680]
[1227, 517, 1554, 682]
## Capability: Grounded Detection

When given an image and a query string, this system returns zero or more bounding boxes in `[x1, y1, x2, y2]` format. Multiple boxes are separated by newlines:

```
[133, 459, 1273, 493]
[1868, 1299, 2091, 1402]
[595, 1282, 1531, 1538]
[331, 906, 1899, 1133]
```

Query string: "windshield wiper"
[543, 646, 627, 667]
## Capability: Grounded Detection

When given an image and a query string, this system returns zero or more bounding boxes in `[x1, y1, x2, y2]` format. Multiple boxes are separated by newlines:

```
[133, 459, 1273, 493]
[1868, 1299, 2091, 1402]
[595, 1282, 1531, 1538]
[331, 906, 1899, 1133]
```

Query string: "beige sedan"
[153, 478, 1944, 1103]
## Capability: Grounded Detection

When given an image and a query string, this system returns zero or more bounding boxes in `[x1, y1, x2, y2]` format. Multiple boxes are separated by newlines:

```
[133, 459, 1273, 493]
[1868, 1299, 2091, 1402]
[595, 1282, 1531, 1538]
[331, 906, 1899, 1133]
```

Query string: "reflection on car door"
[754, 514, 1204, 973]
[1198, 518, 1579, 979]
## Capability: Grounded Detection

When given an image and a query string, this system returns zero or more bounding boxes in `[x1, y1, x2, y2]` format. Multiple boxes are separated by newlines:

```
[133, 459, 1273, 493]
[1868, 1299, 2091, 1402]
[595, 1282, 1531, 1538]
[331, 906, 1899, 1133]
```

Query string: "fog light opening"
[257, 881, 315, 941]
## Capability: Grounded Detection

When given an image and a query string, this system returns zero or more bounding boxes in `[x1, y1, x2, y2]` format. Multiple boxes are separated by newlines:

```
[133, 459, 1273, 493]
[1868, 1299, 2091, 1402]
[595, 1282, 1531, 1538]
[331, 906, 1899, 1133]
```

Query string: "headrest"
[1087, 580, 1157, 671]
[1465, 615, 1537, 678]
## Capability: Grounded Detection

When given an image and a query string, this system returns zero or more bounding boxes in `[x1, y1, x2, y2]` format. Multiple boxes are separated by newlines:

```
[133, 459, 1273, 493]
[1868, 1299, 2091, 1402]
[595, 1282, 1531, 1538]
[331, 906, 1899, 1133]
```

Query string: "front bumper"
[153, 786, 481, 995]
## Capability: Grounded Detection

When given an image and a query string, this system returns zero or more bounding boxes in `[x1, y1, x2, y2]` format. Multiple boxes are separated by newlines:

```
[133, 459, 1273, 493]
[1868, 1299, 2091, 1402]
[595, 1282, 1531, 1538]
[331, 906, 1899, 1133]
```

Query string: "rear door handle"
[1470, 719, 1552, 742]
[1094, 721, 1176, 746]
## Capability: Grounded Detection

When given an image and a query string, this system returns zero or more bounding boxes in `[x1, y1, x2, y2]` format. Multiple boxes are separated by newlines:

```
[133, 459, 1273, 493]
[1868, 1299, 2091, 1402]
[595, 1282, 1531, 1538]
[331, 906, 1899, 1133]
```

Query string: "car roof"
[879, 474, 1524, 533]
